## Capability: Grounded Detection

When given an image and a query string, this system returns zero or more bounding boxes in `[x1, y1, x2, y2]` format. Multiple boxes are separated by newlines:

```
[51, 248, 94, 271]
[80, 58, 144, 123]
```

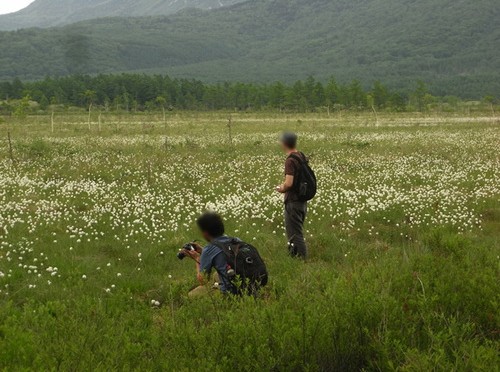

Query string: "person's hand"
[190, 242, 203, 253]
[275, 185, 283, 193]
[184, 248, 200, 260]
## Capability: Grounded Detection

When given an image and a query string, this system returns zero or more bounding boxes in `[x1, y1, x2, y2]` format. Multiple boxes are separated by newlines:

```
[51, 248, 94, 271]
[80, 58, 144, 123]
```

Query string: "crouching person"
[180, 212, 268, 298]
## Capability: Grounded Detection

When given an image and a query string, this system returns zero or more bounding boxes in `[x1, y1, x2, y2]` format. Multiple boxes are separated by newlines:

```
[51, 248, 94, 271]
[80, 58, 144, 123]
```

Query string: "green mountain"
[0, 0, 498, 97]
[0, 0, 245, 30]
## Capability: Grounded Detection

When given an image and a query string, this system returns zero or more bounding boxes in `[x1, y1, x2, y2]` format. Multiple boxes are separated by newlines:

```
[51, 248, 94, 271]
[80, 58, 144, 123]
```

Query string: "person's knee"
[188, 285, 210, 298]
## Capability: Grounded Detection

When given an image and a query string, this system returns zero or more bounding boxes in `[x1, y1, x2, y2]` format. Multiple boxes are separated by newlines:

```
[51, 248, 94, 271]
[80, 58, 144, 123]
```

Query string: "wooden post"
[371, 105, 379, 126]
[7, 131, 15, 165]
[162, 106, 166, 130]
[227, 115, 233, 145]
[51, 111, 55, 133]
[98, 112, 102, 132]
[146, 162, 152, 186]
[327, 105, 330, 117]
[88, 103, 92, 131]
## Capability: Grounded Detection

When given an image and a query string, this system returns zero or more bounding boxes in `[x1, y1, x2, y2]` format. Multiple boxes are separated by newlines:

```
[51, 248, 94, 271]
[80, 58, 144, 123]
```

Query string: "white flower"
[82, 275, 87, 279]
[105, 288, 111, 293]
[117, 273, 122, 277]
[168, 274, 172, 279]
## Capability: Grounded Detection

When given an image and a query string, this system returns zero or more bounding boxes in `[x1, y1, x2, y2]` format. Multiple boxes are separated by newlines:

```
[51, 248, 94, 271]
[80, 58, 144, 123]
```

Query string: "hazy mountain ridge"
[0, 0, 498, 97]
[0, 0, 246, 30]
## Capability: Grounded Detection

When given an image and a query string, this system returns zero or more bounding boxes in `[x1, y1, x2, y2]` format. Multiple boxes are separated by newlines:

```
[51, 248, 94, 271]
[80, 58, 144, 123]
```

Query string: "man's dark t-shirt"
[284, 152, 305, 203]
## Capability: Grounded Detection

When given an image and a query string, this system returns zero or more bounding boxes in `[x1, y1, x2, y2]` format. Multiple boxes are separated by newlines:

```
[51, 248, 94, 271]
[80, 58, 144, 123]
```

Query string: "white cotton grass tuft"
[0, 125, 498, 308]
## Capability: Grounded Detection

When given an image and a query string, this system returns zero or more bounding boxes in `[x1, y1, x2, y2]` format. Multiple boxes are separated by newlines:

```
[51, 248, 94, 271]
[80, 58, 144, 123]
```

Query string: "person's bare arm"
[195, 263, 205, 285]
[184, 245, 206, 285]
[277, 175, 294, 193]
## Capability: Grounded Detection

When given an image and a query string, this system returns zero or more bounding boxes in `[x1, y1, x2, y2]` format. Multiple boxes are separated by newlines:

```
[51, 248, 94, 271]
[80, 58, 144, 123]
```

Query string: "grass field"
[0, 112, 499, 371]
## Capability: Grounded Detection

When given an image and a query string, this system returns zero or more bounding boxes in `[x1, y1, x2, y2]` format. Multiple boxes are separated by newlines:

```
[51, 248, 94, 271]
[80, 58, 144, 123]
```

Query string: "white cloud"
[0, 0, 36, 15]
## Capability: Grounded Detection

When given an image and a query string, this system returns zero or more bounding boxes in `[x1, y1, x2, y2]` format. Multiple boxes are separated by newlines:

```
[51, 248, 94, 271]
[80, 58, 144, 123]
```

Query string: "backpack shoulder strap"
[288, 152, 307, 166]
[212, 239, 240, 256]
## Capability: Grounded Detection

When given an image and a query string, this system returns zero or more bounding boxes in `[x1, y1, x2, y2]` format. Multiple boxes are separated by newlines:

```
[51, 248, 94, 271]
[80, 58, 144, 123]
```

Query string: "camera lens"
[177, 252, 186, 260]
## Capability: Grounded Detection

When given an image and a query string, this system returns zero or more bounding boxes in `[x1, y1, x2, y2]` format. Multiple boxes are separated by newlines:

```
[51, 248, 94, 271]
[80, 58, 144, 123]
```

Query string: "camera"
[177, 243, 197, 260]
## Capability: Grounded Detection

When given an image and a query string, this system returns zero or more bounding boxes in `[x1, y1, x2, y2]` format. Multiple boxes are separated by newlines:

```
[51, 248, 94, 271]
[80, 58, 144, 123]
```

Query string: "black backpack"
[288, 152, 317, 202]
[214, 239, 268, 293]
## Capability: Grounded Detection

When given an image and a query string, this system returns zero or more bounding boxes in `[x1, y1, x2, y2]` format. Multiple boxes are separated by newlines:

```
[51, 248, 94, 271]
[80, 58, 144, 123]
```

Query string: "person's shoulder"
[285, 155, 298, 165]
[215, 236, 236, 243]
[286, 154, 301, 167]
[203, 243, 218, 252]
[291, 151, 306, 159]
[205, 237, 230, 252]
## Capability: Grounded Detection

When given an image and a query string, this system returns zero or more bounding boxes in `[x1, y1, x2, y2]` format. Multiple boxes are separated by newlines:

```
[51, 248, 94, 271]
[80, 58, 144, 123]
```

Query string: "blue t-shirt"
[200, 236, 236, 294]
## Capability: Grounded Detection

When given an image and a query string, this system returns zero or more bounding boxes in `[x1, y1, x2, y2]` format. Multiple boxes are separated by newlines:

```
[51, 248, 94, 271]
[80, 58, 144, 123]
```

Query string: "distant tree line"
[0, 74, 495, 115]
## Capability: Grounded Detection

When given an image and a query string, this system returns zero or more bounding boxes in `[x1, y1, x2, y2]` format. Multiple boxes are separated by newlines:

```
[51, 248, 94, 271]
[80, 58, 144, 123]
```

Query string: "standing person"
[275, 132, 316, 259]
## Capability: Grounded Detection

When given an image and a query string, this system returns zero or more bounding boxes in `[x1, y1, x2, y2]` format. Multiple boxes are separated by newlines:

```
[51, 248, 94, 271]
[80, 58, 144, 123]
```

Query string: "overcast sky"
[0, 0, 35, 15]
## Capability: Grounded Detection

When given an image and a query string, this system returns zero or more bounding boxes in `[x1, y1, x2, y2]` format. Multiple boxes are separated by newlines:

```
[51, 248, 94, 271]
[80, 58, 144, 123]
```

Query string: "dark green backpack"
[214, 238, 268, 292]
[288, 152, 317, 201]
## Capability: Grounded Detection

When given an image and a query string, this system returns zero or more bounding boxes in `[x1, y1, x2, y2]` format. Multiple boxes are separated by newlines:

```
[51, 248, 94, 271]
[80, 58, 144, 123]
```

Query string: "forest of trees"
[0, 0, 498, 98]
[1, 74, 487, 115]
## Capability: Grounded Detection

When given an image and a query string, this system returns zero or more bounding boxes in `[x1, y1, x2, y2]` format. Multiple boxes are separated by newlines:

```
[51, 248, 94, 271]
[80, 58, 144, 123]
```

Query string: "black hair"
[281, 132, 298, 149]
[197, 212, 225, 238]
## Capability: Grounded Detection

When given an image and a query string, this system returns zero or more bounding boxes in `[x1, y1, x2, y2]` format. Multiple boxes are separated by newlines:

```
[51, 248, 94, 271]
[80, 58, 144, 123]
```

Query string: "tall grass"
[0, 112, 498, 370]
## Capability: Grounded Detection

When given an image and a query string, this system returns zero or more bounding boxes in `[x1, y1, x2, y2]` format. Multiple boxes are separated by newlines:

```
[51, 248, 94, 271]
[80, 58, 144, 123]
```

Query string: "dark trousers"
[285, 201, 308, 259]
